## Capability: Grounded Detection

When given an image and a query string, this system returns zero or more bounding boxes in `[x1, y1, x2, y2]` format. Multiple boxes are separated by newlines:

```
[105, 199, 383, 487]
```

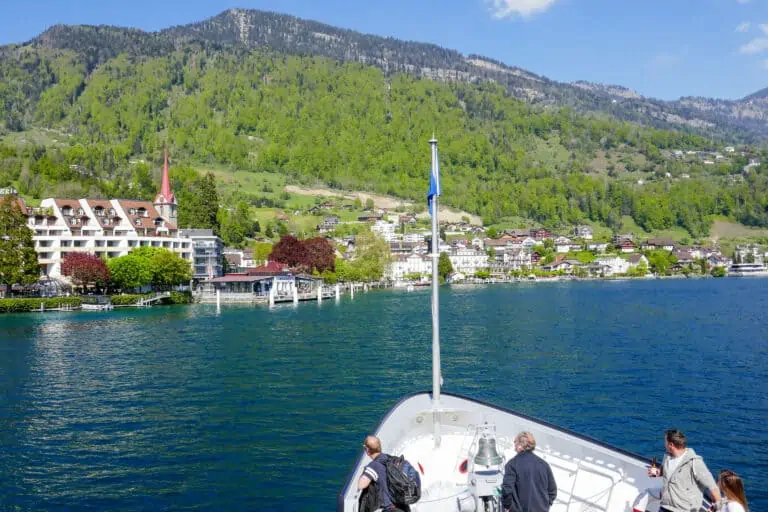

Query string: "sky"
[2, 0, 768, 100]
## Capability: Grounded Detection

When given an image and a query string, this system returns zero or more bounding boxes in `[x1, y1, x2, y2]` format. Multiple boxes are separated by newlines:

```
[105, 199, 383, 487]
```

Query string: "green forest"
[2, 46, 768, 237]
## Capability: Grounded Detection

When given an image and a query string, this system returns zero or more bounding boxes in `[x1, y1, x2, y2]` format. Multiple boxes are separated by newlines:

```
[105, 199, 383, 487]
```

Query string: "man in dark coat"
[502, 431, 557, 512]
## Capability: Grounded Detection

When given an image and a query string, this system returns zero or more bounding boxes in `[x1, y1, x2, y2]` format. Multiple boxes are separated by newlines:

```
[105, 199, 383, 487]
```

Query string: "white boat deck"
[339, 393, 668, 512]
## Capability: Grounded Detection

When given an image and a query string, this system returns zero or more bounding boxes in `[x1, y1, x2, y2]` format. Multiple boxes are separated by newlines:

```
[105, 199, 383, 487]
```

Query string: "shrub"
[109, 294, 146, 306]
[0, 297, 82, 313]
[168, 291, 193, 304]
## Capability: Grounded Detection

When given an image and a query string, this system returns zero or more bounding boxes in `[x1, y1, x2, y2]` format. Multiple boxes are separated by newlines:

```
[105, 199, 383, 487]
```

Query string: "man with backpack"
[358, 435, 419, 511]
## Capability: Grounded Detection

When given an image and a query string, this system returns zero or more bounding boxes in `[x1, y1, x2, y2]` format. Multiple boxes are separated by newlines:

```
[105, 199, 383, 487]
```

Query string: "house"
[531, 251, 542, 265]
[707, 254, 730, 268]
[592, 256, 630, 276]
[541, 255, 567, 273]
[573, 225, 594, 240]
[371, 220, 396, 241]
[612, 233, 634, 244]
[673, 249, 695, 265]
[530, 228, 553, 241]
[449, 248, 489, 275]
[357, 214, 382, 222]
[618, 239, 636, 253]
[628, 254, 649, 269]
[471, 237, 485, 250]
[399, 215, 417, 224]
[318, 216, 340, 233]
[388, 253, 431, 281]
[586, 242, 609, 253]
[643, 238, 677, 252]
[501, 249, 532, 270]
[554, 236, 572, 253]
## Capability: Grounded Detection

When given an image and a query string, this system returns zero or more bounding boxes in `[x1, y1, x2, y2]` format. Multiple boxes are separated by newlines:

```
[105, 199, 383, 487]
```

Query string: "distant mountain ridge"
[11, 8, 768, 141]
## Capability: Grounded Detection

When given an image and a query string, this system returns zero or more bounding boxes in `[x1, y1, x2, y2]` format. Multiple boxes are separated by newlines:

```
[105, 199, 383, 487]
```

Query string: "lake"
[1, 279, 766, 511]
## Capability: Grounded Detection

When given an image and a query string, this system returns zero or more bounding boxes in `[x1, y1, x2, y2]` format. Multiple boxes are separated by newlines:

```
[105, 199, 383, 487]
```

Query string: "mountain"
[22, 8, 768, 142]
[2, 8, 768, 238]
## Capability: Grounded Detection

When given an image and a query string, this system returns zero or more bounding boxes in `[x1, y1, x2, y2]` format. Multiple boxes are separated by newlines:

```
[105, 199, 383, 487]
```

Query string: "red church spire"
[155, 146, 175, 204]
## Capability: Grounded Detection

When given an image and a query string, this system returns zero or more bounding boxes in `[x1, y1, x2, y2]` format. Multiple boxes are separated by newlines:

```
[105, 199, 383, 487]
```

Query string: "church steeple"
[154, 146, 178, 225]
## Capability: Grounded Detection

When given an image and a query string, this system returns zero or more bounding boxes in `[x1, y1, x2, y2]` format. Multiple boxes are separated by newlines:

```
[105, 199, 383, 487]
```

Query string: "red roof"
[154, 147, 176, 205]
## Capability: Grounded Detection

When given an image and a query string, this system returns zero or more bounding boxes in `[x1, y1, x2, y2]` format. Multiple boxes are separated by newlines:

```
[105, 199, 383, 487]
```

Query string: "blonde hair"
[514, 432, 536, 452]
[363, 435, 382, 455]
[719, 470, 748, 510]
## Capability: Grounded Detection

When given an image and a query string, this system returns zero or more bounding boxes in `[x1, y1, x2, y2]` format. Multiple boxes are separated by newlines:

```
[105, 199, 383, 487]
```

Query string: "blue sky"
[2, 0, 767, 100]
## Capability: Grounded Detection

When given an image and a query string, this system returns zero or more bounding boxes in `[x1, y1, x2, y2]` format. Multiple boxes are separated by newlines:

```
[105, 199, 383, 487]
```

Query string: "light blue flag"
[427, 150, 441, 216]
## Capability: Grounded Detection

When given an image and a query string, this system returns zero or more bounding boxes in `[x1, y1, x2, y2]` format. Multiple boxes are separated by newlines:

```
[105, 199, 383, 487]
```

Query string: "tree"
[365, 198, 374, 210]
[265, 224, 274, 238]
[438, 252, 453, 279]
[221, 201, 253, 247]
[61, 253, 110, 290]
[487, 227, 498, 239]
[146, 248, 192, 288]
[252, 242, 273, 266]
[711, 266, 726, 278]
[269, 235, 306, 268]
[108, 247, 191, 290]
[130, 247, 191, 287]
[343, 228, 391, 281]
[302, 237, 335, 273]
[107, 254, 153, 290]
[177, 172, 220, 232]
[0, 196, 39, 287]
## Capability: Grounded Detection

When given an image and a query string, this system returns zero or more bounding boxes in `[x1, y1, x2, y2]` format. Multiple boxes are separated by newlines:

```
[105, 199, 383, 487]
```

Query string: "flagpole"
[429, 136, 442, 447]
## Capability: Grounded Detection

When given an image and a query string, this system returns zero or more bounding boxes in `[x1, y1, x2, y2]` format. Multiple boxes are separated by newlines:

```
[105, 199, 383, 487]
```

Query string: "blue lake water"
[1, 279, 767, 511]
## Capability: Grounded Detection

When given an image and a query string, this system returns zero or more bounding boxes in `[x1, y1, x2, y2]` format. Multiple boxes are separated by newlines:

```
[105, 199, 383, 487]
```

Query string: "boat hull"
[338, 392, 668, 512]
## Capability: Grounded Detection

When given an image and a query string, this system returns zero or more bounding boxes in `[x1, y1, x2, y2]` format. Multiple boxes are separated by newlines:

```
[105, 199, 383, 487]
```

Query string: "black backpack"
[382, 454, 421, 505]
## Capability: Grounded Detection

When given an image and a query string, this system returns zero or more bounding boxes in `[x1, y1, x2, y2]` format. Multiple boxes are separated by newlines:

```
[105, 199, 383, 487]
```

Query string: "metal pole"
[429, 136, 442, 447]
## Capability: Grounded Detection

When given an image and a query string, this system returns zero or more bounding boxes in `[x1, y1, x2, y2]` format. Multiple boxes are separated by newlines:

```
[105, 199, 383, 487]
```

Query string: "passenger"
[502, 431, 557, 512]
[357, 435, 408, 512]
[717, 470, 748, 512]
[647, 429, 722, 512]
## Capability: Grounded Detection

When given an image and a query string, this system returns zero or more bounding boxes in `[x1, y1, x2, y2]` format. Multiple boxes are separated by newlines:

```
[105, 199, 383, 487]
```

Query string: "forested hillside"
[20, 9, 768, 141]
[2, 23, 768, 237]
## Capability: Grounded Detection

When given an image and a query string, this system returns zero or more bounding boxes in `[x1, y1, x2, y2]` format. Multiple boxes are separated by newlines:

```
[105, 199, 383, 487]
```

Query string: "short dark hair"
[665, 429, 687, 449]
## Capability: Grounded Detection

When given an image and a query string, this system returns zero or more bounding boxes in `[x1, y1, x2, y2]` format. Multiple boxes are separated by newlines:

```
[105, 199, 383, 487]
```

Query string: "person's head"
[719, 470, 748, 509]
[514, 432, 536, 453]
[664, 429, 686, 456]
[363, 435, 382, 459]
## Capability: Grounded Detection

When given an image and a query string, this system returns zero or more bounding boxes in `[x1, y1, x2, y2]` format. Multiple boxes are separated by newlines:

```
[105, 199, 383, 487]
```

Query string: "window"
[94, 207, 104, 216]
[102, 217, 110, 225]
[70, 218, 78, 226]
[129, 208, 136, 215]
[109, 208, 116, 216]
[62, 206, 73, 216]
[134, 218, 141, 226]
[77, 208, 84, 216]
[137, 207, 147, 217]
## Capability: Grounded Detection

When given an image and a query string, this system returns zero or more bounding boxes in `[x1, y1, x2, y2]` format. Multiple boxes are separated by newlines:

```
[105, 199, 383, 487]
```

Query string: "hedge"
[168, 291, 193, 304]
[109, 294, 146, 306]
[109, 291, 193, 306]
[0, 297, 83, 313]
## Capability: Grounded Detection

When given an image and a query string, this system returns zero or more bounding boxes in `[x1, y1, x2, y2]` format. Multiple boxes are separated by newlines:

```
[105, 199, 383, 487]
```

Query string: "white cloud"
[736, 22, 751, 33]
[762, 59, 768, 70]
[739, 37, 768, 54]
[488, 0, 560, 18]
[736, 0, 751, 4]
[760, 24, 768, 35]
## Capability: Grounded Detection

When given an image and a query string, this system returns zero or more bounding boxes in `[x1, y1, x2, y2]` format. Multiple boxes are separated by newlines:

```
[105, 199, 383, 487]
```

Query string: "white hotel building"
[21, 152, 195, 278]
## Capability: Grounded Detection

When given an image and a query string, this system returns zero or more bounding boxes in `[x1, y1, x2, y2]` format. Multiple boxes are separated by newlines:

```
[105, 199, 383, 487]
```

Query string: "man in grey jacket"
[648, 429, 722, 512]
